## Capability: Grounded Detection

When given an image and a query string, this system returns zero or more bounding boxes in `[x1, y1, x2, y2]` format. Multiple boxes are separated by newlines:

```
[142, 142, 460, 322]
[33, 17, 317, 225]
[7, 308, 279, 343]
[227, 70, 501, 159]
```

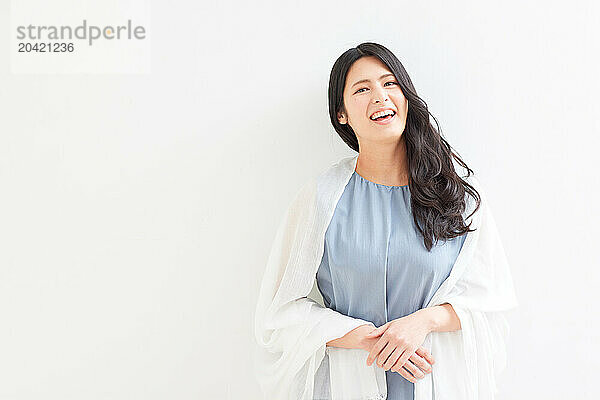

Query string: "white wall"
[1, 0, 598, 399]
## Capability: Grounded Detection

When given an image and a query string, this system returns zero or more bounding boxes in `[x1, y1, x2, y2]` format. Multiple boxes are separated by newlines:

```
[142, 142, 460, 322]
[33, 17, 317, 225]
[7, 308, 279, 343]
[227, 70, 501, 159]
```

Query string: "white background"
[1, 0, 599, 399]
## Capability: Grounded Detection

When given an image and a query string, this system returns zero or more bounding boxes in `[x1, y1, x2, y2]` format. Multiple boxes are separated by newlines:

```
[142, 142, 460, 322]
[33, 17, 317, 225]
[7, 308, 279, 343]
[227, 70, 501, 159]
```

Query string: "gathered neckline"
[353, 170, 409, 189]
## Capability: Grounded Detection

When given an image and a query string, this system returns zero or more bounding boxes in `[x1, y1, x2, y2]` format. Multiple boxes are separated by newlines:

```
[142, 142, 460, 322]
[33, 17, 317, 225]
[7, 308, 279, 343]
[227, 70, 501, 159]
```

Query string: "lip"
[370, 111, 396, 125]
[369, 107, 396, 119]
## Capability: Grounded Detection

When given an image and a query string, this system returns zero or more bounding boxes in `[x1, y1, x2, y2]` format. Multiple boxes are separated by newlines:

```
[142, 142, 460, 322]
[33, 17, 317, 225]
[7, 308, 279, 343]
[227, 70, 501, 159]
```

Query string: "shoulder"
[288, 154, 356, 211]
[296, 155, 356, 194]
[452, 157, 487, 202]
[462, 172, 491, 207]
[315, 155, 358, 187]
[453, 166, 488, 225]
[462, 172, 483, 195]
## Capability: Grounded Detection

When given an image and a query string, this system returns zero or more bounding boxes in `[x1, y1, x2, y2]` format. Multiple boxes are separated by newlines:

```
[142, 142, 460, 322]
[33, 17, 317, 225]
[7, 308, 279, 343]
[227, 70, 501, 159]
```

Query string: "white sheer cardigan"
[253, 154, 519, 399]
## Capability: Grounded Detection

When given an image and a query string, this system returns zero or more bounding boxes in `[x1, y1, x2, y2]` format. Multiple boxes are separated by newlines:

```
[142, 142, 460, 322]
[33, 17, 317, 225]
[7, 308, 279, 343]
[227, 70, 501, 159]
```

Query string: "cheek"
[391, 94, 406, 106]
[348, 97, 371, 119]
[401, 97, 409, 110]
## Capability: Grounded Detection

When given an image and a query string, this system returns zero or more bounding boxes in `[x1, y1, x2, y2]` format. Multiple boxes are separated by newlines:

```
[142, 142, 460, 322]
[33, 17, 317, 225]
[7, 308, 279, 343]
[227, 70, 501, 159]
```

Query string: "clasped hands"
[361, 312, 435, 384]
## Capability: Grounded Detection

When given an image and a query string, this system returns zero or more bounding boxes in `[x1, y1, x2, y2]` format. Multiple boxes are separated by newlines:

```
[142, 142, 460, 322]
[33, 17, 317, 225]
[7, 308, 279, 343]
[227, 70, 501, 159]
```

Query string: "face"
[337, 56, 408, 144]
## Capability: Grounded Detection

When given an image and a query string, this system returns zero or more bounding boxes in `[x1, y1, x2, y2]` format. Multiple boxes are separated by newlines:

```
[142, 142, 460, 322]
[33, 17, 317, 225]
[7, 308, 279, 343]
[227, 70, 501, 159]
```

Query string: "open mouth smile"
[369, 109, 396, 125]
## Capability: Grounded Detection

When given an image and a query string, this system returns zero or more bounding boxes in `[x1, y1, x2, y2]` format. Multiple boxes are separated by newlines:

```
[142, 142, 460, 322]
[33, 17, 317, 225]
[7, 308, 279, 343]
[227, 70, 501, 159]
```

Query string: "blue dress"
[316, 170, 467, 400]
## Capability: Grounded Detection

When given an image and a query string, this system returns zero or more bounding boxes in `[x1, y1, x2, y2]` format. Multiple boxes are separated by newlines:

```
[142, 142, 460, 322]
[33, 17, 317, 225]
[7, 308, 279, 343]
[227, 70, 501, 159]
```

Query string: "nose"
[371, 86, 390, 104]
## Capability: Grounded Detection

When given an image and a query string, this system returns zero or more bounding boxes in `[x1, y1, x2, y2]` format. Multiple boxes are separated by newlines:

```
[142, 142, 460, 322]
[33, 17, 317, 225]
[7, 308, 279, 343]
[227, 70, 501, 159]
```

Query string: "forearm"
[326, 324, 372, 350]
[327, 304, 461, 350]
[417, 303, 462, 333]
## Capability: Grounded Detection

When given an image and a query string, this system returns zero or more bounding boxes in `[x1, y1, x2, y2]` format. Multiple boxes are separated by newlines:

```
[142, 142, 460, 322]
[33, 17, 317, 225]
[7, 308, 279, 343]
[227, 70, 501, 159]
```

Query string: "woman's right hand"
[360, 326, 435, 383]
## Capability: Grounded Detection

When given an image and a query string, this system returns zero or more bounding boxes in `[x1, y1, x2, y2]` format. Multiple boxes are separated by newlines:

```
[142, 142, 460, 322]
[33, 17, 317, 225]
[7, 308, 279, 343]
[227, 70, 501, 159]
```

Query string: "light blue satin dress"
[316, 170, 467, 400]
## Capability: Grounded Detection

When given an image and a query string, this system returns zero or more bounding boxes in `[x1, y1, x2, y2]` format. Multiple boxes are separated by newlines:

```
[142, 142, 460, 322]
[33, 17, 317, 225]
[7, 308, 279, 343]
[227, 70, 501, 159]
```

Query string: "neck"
[354, 136, 409, 186]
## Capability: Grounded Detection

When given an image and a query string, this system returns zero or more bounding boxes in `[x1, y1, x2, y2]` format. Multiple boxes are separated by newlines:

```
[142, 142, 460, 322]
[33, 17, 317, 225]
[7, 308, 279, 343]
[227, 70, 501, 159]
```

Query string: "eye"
[354, 82, 399, 94]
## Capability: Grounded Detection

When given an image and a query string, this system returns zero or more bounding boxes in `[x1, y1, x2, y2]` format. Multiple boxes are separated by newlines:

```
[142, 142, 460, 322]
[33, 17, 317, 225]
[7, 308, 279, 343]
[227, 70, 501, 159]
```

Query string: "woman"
[254, 42, 518, 400]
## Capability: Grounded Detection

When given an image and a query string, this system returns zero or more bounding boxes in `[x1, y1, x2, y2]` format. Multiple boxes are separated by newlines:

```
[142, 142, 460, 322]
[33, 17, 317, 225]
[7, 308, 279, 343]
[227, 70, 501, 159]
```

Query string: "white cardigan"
[254, 154, 519, 399]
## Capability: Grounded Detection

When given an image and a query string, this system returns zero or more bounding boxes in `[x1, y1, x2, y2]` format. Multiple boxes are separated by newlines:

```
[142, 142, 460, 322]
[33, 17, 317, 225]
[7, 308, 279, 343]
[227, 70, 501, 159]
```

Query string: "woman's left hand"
[365, 311, 431, 372]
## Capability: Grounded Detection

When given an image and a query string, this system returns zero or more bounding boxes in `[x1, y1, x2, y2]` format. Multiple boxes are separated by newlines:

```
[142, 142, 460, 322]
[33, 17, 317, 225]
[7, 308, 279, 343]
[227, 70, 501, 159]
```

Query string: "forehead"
[346, 56, 393, 82]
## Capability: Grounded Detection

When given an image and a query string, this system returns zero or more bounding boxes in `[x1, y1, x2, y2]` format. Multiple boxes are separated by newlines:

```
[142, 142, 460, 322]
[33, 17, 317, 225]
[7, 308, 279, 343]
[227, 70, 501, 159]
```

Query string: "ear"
[337, 111, 347, 125]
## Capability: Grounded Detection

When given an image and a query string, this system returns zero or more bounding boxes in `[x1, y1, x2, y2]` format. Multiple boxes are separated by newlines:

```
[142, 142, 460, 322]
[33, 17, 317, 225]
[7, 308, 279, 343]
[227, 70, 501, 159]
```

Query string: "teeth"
[370, 110, 395, 120]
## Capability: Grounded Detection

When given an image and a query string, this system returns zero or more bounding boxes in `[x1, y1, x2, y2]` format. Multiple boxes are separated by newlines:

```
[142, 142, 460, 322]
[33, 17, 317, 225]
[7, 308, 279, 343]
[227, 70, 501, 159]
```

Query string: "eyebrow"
[351, 73, 396, 88]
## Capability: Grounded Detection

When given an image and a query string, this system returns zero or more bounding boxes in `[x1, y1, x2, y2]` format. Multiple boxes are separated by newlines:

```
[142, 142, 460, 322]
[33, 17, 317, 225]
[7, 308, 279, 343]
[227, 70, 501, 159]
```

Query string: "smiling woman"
[328, 46, 480, 246]
[255, 42, 518, 400]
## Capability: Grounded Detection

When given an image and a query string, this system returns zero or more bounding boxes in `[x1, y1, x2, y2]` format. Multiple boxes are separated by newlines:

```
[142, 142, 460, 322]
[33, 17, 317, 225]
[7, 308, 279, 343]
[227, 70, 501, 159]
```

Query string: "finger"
[409, 352, 432, 374]
[382, 346, 404, 371]
[416, 347, 435, 365]
[392, 365, 418, 384]
[403, 359, 425, 380]
[366, 337, 389, 366]
[365, 323, 388, 337]
[365, 328, 383, 338]
[392, 346, 417, 371]
[375, 342, 395, 369]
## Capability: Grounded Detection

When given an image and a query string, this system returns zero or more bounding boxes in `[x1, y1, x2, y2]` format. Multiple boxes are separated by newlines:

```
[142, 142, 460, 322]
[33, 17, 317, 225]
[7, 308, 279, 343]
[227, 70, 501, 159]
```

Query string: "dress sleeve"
[315, 242, 335, 309]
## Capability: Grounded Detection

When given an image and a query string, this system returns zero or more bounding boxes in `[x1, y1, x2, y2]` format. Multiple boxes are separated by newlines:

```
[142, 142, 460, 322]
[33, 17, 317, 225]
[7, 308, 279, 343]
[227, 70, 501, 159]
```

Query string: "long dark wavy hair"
[328, 42, 481, 251]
